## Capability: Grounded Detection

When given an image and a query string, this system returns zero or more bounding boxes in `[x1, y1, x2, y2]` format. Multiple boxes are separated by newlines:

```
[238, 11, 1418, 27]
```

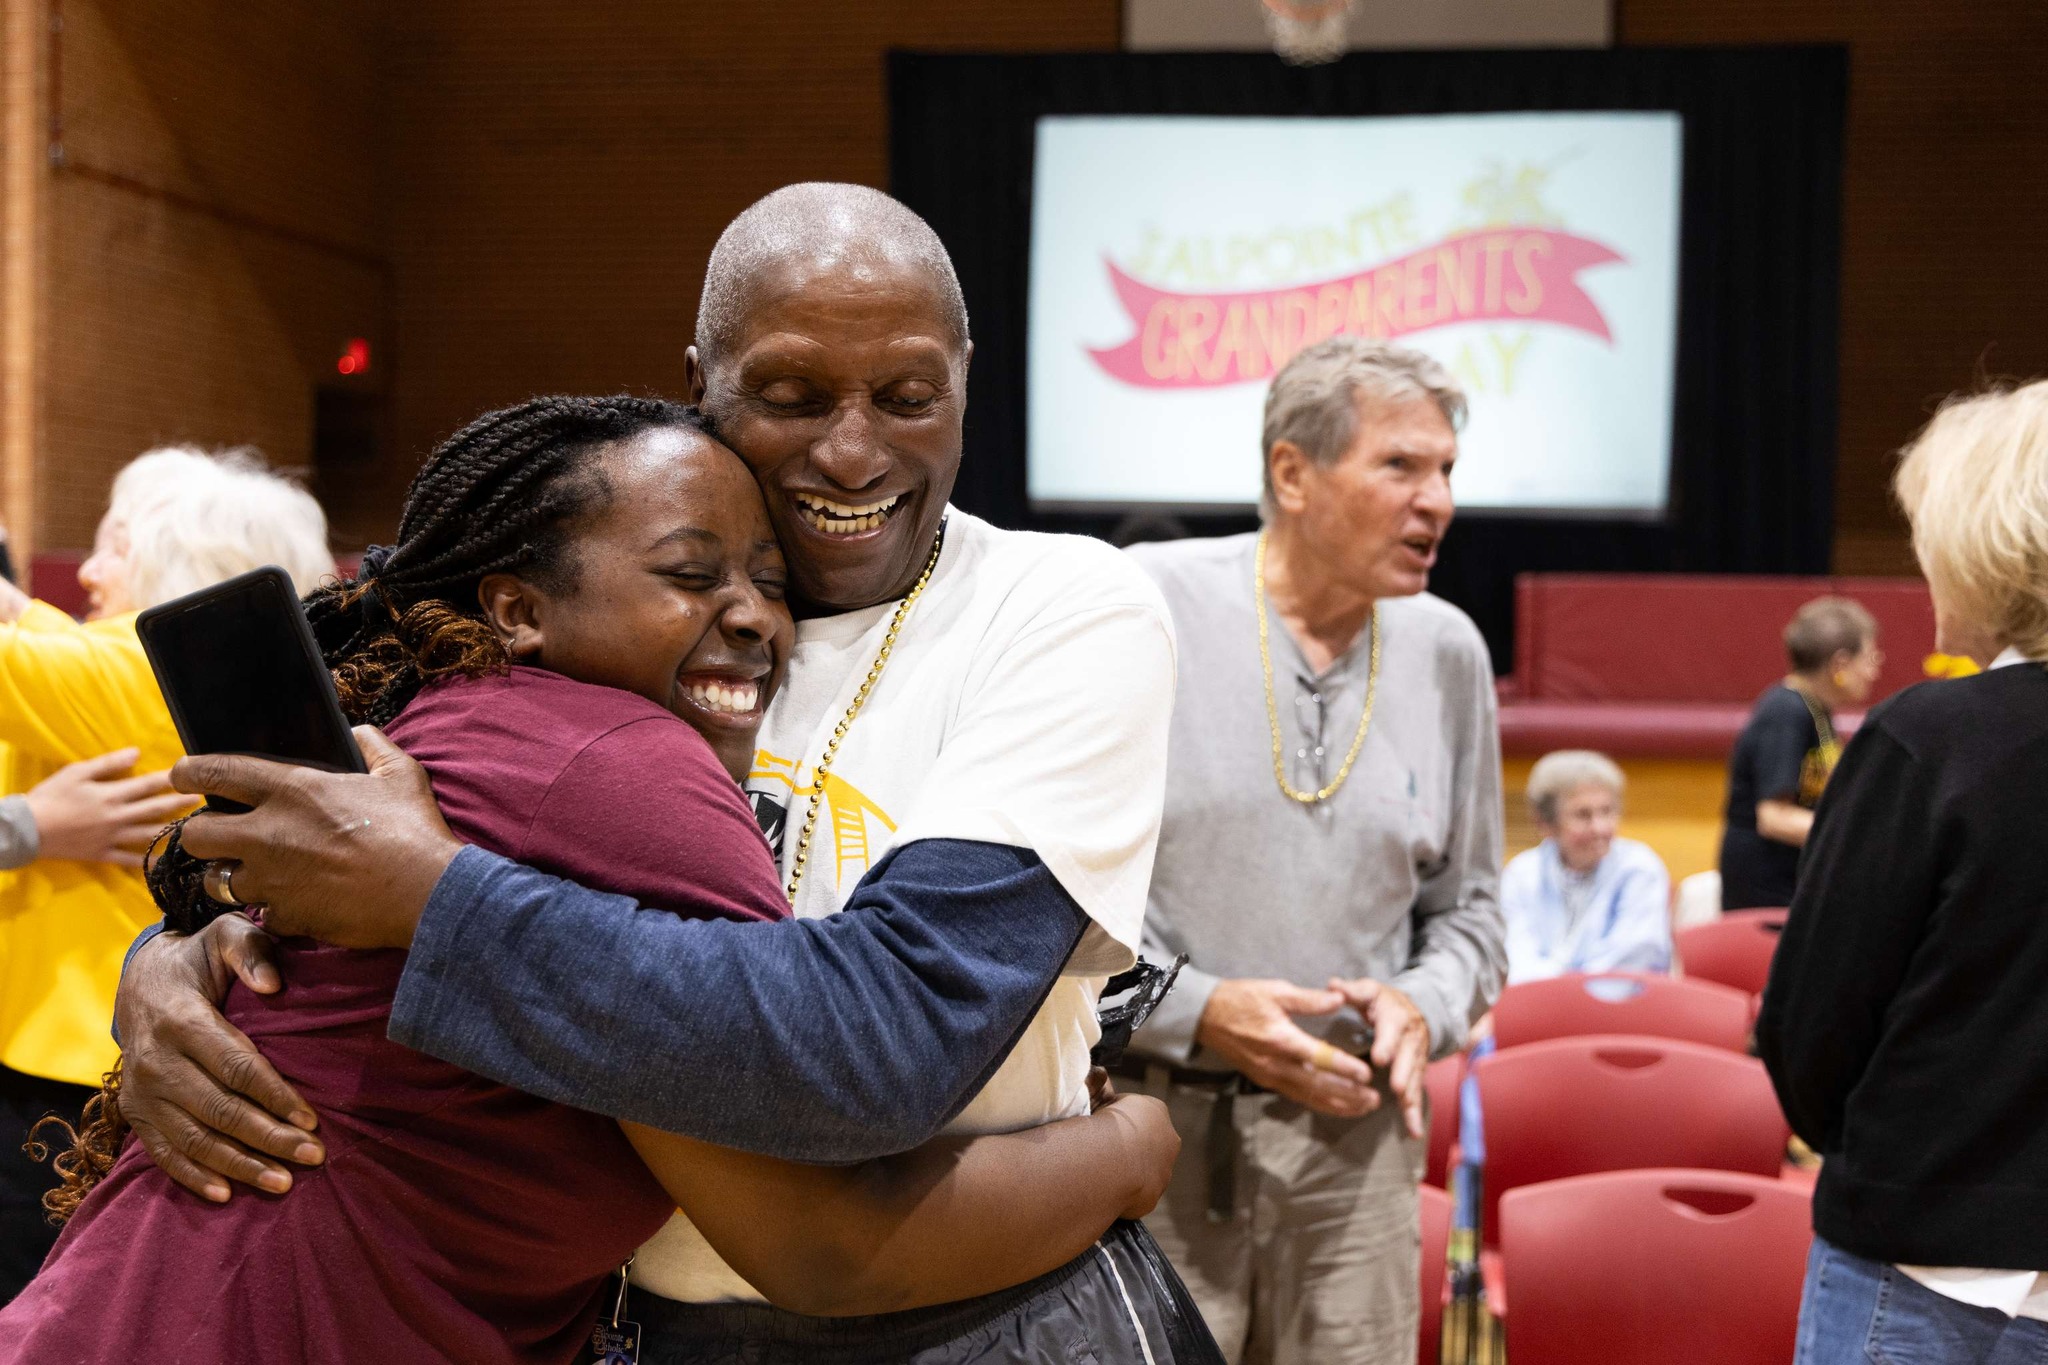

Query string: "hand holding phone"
[136, 567, 366, 812]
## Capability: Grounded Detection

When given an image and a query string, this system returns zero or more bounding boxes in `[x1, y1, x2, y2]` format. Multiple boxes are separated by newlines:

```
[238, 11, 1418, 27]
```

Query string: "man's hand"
[171, 727, 461, 949]
[1328, 977, 1431, 1140]
[25, 749, 192, 866]
[115, 916, 325, 1201]
[1194, 978, 1382, 1118]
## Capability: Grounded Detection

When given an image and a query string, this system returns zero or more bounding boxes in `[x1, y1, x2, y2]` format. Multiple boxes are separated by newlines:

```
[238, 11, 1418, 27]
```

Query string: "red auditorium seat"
[1498, 1169, 1812, 1365]
[1677, 908, 1788, 996]
[1490, 972, 1753, 1053]
[1472, 1035, 1790, 1248]
[1418, 1182, 1452, 1365]
[1423, 1054, 1461, 1190]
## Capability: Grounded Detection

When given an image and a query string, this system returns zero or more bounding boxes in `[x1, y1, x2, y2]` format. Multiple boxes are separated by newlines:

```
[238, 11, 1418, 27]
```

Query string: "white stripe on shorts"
[1096, 1239, 1160, 1365]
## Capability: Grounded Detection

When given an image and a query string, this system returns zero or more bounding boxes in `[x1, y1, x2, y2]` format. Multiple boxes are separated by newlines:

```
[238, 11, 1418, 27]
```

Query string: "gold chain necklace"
[784, 519, 947, 902]
[1255, 529, 1381, 805]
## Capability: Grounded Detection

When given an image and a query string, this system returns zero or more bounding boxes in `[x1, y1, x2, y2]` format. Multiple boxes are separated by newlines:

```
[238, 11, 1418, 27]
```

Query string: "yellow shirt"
[0, 601, 185, 1085]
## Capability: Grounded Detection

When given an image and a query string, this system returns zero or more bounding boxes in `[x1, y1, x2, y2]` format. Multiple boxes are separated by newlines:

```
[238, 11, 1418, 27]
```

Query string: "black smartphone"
[1324, 1009, 1377, 1061]
[136, 566, 366, 813]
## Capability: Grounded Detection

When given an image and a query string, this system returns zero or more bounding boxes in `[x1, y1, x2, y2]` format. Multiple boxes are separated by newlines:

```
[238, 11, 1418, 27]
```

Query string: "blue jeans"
[1797, 1236, 2048, 1364]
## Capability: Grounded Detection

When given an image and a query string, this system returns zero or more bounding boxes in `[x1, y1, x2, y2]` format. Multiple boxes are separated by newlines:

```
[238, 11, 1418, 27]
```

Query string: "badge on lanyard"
[586, 1258, 641, 1365]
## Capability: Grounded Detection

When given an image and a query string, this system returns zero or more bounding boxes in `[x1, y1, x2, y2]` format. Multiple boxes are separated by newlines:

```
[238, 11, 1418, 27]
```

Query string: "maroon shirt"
[1, 667, 788, 1364]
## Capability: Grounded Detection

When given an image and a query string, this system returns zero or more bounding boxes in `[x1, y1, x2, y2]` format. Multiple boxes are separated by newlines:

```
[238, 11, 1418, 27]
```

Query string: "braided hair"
[149, 392, 707, 928]
[40, 395, 709, 1226]
[309, 394, 708, 728]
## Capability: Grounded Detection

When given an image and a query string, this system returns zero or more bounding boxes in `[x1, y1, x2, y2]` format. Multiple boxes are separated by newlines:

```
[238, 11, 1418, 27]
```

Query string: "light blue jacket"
[1500, 836, 1672, 985]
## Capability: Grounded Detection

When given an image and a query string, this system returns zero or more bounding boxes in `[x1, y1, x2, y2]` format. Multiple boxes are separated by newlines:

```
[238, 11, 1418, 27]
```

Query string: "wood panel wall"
[1617, 0, 2048, 573]
[36, 0, 385, 549]
[15, 0, 2045, 579]
[377, 2, 1120, 536]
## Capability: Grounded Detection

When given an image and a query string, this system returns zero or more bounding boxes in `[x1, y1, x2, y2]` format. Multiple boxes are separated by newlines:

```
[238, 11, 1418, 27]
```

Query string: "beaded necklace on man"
[783, 518, 948, 902]
[1254, 528, 1382, 806]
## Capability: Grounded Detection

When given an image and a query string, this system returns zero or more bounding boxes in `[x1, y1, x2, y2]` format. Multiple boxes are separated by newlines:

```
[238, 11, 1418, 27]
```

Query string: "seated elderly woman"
[1500, 749, 1672, 985]
[1457, 752, 1672, 1179]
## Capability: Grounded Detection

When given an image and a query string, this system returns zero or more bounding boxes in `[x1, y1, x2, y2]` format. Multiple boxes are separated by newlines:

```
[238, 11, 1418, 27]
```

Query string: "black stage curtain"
[889, 47, 1846, 672]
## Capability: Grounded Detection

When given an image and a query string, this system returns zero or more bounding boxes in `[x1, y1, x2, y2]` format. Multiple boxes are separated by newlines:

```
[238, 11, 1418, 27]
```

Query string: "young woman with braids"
[0, 395, 1179, 1364]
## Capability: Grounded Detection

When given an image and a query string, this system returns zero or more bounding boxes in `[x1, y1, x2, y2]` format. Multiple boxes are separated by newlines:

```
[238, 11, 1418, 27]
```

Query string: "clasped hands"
[1193, 975, 1432, 1138]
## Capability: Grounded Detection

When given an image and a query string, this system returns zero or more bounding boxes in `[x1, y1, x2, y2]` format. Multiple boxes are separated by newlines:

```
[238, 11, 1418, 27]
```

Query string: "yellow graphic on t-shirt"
[749, 749, 897, 886]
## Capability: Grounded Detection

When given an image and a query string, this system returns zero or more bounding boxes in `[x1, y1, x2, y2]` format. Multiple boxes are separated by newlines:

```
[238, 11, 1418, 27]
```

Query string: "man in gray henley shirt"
[1123, 337, 1505, 1365]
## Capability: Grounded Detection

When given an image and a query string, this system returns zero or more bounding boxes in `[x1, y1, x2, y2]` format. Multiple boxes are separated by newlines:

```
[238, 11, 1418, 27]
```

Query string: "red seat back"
[1492, 973, 1753, 1053]
[1500, 1169, 1812, 1365]
[1418, 1182, 1452, 1365]
[1677, 909, 1787, 993]
[1423, 1054, 1461, 1190]
[1473, 1036, 1790, 1245]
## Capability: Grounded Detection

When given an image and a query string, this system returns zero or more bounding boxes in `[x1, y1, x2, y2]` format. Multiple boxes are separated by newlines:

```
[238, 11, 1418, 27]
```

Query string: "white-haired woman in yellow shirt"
[0, 447, 332, 1304]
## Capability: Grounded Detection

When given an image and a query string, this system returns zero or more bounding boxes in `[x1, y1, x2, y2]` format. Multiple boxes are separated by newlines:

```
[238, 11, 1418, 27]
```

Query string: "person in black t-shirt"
[1718, 597, 1881, 910]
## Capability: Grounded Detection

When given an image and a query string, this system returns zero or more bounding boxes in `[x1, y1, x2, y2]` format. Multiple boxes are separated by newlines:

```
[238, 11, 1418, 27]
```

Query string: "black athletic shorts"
[626, 1218, 1225, 1364]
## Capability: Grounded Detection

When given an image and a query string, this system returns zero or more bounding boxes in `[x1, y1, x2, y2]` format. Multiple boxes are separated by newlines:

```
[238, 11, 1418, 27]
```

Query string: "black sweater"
[1758, 661, 2048, 1269]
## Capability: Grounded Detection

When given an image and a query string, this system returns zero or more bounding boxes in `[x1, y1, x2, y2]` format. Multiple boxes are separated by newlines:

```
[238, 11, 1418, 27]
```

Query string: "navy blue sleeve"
[112, 921, 169, 1043]
[388, 839, 1086, 1163]
[124, 920, 165, 972]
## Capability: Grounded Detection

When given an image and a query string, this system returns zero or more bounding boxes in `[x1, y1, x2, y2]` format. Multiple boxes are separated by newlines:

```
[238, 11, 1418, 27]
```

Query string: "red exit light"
[336, 338, 371, 376]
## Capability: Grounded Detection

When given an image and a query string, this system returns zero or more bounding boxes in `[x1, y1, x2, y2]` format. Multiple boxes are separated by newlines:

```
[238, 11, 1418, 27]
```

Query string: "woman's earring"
[1832, 671, 1848, 688]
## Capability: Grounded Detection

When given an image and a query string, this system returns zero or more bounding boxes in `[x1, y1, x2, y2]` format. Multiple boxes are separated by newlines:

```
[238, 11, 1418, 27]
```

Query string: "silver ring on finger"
[203, 860, 245, 908]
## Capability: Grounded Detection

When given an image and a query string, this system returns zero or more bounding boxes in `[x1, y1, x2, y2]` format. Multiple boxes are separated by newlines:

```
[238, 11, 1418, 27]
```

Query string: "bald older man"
[109, 185, 1218, 1363]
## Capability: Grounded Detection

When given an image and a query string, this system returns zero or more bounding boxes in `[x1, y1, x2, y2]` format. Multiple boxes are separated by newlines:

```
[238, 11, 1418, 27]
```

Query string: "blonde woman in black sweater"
[1759, 379, 2048, 1362]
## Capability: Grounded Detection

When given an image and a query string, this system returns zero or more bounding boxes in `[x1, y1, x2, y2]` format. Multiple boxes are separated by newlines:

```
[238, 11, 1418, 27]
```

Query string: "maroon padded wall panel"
[1515, 574, 1935, 705]
[29, 554, 90, 619]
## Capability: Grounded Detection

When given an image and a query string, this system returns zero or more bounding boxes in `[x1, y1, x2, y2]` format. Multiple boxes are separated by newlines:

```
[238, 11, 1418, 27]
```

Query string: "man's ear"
[477, 573, 546, 661]
[1267, 440, 1313, 517]
[684, 346, 708, 406]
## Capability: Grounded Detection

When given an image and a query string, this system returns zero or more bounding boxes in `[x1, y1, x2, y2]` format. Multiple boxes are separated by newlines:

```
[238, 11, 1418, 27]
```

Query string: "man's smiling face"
[688, 252, 968, 616]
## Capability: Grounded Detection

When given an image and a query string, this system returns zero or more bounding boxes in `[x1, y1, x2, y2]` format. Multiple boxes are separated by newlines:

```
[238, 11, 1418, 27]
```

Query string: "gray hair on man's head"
[1526, 748, 1626, 825]
[1782, 596, 1878, 674]
[1259, 336, 1467, 512]
[694, 183, 970, 370]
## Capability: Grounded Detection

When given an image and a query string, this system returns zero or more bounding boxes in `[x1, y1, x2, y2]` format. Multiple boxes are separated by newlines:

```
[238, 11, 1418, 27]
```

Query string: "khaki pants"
[1136, 1070, 1423, 1365]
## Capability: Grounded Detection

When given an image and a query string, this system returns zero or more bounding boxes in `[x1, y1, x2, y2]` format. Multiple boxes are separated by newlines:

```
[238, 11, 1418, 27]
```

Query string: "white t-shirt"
[632, 508, 1178, 1301]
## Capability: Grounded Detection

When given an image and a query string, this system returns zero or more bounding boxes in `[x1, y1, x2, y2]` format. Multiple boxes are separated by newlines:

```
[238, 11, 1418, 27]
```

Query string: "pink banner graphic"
[1088, 228, 1624, 389]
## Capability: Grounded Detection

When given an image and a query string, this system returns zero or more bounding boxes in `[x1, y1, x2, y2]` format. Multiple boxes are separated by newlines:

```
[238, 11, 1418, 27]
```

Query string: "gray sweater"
[0, 794, 37, 870]
[1125, 533, 1506, 1064]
